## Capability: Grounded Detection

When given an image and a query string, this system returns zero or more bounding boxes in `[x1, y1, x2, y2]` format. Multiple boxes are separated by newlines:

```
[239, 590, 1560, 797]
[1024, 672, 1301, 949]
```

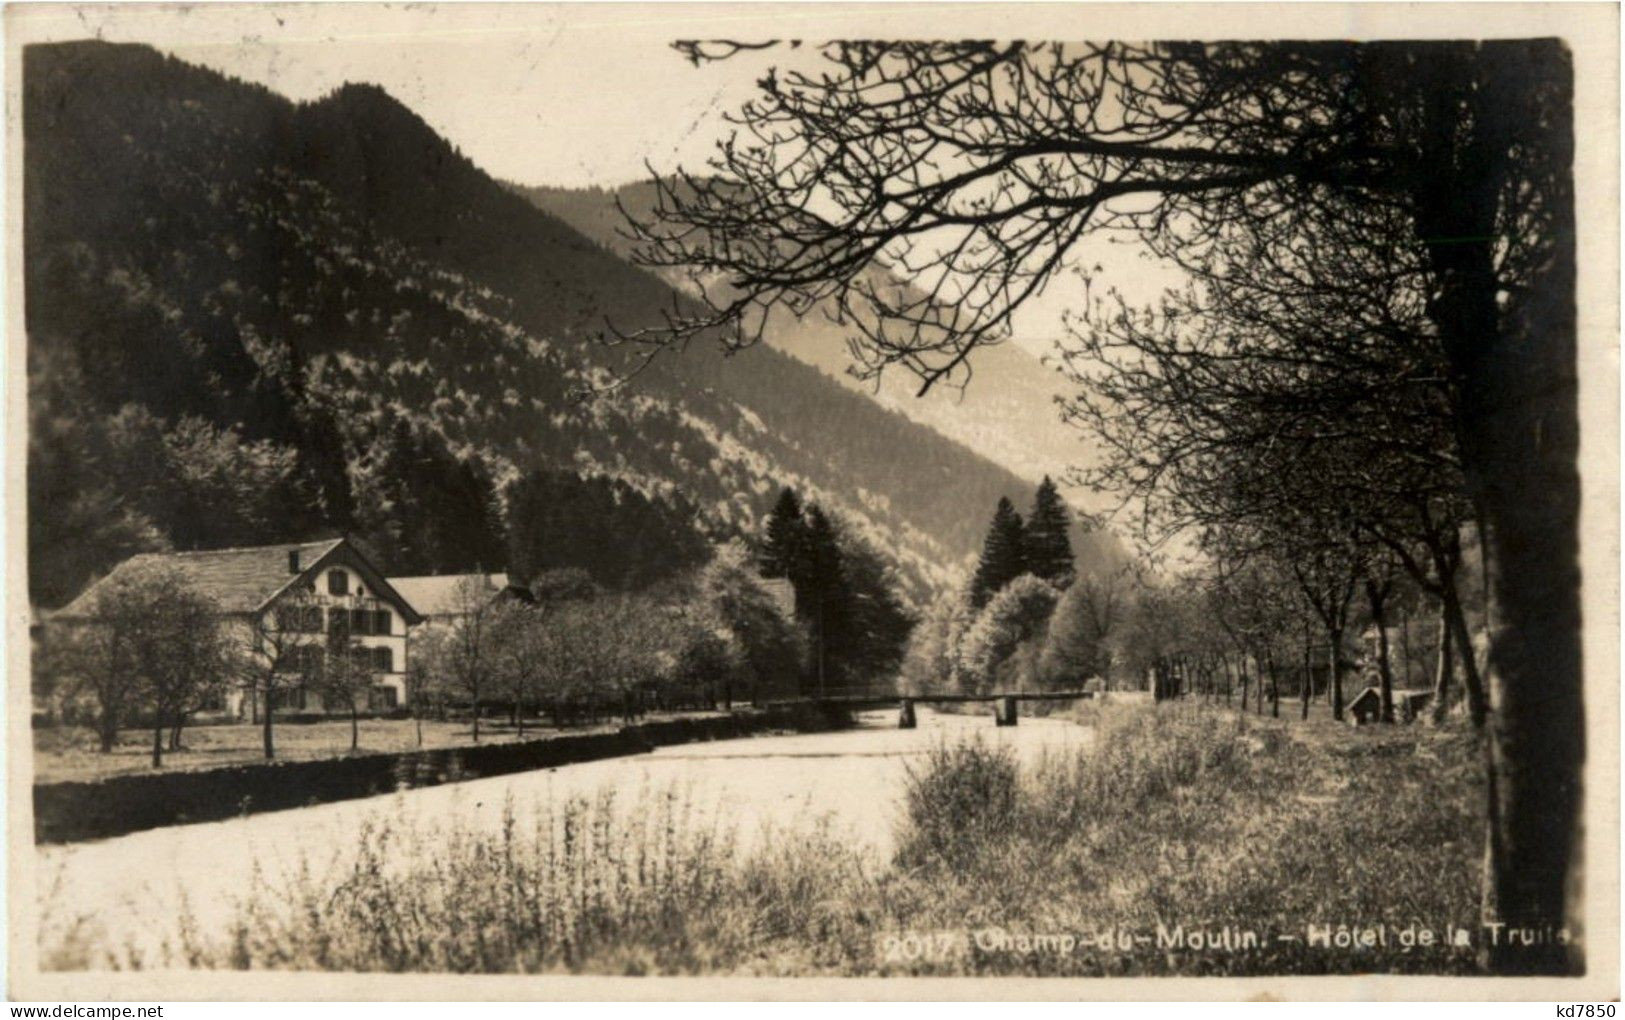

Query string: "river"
[33, 707, 1093, 962]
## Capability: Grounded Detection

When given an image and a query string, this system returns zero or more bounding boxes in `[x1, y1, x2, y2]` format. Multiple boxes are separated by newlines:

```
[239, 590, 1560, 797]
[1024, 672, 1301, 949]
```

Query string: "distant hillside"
[516, 182, 1113, 512]
[25, 40, 1120, 607]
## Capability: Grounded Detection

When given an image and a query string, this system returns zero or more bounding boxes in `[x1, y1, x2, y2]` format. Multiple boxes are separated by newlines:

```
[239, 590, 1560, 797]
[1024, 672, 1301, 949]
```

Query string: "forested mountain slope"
[517, 182, 1115, 515]
[25, 41, 1118, 608]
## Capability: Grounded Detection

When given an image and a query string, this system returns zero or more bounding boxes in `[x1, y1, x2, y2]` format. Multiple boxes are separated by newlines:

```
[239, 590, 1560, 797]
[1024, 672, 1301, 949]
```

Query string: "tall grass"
[41, 702, 1484, 976]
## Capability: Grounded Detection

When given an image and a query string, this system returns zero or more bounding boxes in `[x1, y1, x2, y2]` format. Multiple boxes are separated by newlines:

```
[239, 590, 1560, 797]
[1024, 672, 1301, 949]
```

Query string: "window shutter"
[375, 610, 391, 635]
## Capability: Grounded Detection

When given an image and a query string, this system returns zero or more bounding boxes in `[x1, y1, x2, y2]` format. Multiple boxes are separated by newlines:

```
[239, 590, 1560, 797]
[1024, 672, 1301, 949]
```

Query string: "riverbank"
[32, 704, 849, 843]
[37, 701, 1487, 975]
[33, 711, 758, 784]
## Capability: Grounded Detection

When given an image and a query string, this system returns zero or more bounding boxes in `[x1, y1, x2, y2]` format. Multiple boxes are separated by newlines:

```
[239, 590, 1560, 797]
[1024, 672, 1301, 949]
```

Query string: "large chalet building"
[54, 538, 425, 717]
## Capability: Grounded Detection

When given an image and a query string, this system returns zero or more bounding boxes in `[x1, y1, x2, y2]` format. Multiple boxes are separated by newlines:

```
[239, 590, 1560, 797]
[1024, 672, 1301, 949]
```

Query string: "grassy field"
[42, 700, 1489, 975]
[31, 713, 725, 784]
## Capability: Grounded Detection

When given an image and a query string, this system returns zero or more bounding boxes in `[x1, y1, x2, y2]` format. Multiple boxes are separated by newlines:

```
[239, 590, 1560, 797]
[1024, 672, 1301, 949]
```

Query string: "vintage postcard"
[4, 2, 1618, 1002]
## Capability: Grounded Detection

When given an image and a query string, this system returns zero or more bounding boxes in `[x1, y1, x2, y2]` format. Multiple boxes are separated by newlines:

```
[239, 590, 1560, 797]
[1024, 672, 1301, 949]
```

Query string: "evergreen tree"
[969, 497, 1027, 608]
[837, 534, 915, 685]
[1024, 476, 1075, 584]
[505, 468, 709, 590]
[800, 503, 848, 694]
[358, 420, 505, 575]
[759, 487, 809, 581]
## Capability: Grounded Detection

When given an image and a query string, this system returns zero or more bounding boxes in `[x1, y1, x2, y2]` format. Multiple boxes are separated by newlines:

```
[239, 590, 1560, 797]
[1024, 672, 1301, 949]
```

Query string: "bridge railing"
[754, 689, 1097, 728]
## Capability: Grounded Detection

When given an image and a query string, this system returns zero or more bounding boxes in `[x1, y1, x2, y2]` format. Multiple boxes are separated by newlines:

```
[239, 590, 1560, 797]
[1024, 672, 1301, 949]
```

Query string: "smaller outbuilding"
[1346, 686, 1434, 725]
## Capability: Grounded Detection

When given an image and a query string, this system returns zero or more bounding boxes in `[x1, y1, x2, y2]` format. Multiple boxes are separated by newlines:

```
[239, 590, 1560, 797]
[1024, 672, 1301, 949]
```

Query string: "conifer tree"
[800, 503, 848, 694]
[759, 487, 810, 581]
[1024, 476, 1075, 584]
[969, 497, 1028, 609]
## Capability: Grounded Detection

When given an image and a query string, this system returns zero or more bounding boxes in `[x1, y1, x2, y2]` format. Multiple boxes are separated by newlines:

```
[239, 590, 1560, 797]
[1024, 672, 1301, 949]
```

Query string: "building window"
[369, 685, 398, 710]
[295, 644, 322, 675]
[373, 647, 394, 673]
[350, 608, 371, 635]
[271, 686, 307, 711]
[327, 570, 348, 596]
[303, 606, 323, 632]
[328, 608, 347, 635]
[374, 610, 391, 635]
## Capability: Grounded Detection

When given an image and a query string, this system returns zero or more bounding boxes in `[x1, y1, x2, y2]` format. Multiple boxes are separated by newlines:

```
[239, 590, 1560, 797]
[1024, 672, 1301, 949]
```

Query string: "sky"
[18, 5, 803, 188]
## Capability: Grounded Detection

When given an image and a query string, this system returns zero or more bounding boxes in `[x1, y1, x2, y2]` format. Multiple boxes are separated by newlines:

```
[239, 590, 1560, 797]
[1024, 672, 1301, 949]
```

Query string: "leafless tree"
[489, 599, 546, 738]
[443, 576, 501, 741]
[242, 585, 323, 760]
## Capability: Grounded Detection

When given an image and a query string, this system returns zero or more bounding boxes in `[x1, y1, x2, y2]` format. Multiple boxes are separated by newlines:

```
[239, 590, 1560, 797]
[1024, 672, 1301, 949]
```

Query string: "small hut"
[1346, 686, 1435, 724]
[1347, 687, 1384, 725]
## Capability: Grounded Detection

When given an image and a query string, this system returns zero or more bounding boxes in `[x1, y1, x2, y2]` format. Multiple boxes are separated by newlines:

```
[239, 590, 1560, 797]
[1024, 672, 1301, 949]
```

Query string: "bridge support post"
[899, 698, 916, 729]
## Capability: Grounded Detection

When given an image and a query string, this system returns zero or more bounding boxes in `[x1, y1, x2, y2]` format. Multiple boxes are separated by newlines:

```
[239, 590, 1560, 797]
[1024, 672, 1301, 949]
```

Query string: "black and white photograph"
[4, 2, 1618, 1001]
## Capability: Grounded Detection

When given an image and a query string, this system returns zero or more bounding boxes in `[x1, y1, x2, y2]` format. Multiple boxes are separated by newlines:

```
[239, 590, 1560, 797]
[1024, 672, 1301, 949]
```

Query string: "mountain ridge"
[24, 39, 1121, 608]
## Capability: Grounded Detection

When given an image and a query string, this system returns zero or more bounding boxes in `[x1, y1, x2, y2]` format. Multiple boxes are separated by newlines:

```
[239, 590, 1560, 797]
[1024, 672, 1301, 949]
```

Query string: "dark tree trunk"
[1413, 42, 1580, 973]
[1401, 605, 1414, 690]
[350, 703, 359, 751]
[1430, 597, 1455, 726]
[1300, 625, 1312, 721]
[151, 720, 164, 768]
[1265, 647, 1279, 718]
[1418, 529, 1488, 728]
[262, 690, 275, 760]
[98, 708, 117, 753]
[1367, 579, 1395, 723]
[1327, 628, 1346, 721]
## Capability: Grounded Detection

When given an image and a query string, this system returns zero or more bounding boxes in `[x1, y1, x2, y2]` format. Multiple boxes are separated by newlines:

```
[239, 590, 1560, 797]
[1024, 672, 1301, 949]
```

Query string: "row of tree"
[906, 530, 1487, 722]
[407, 547, 805, 741]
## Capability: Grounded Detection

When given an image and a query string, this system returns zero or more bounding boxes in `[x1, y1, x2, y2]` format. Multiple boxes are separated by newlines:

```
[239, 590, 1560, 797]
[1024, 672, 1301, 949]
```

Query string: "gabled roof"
[53, 538, 425, 625]
[1348, 685, 1433, 709]
[56, 539, 345, 618]
[1348, 687, 1383, 707]
[386, 573, 516, 619]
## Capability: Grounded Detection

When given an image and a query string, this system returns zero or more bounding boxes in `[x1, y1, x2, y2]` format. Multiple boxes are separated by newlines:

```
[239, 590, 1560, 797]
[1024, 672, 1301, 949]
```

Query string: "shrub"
[895, 738, 1020, 872]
